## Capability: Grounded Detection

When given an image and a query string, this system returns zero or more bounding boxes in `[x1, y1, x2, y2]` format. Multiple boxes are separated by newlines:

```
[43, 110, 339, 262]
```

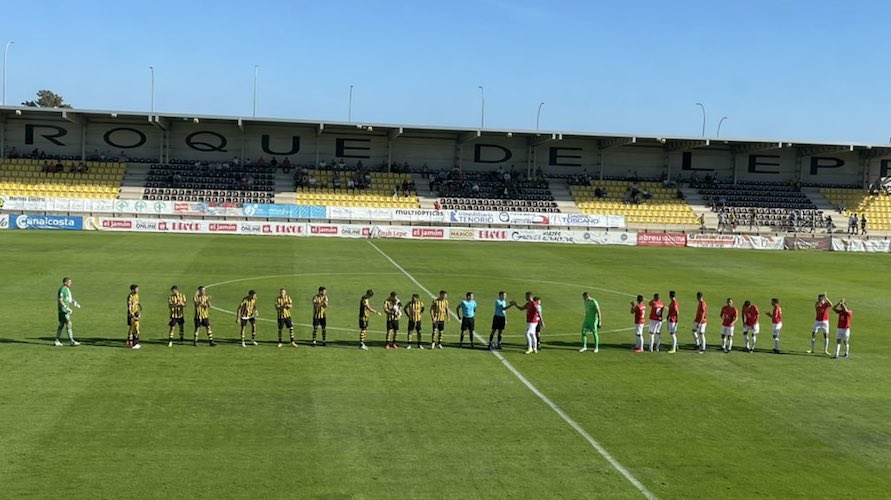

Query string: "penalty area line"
[365, 240, 657, 500]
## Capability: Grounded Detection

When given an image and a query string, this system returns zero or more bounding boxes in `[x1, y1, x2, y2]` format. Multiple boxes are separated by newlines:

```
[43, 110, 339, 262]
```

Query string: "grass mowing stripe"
[366, 239, 658, 500]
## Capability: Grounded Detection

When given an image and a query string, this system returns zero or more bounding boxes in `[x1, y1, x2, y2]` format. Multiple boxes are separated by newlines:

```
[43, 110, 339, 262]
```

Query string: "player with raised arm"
[358, 289, 380, 350]
[770, 298, 783, 354]
[580, 292, 601, 353]
[430, 290, 449, 349]
[648, 293, 664, 352]
[456, 292, 478, 349]
[403, 294, 425, 349]
[193, 286, 216, 347]
[237, 290, 258, 347]
[127, 284, 142, 349]
[384, 291, 402, 349]
[720, 298, 738, 353]
[741, 300, 759, 353]
[55, 277, 81, 347]
[808, 293, 833, 355]
[693, 292, 707, 354]
[666, 290, 679, 353]
[488, 291, 509, 350]
[630, 295, 646, 353]
[167, 285, 187, 347]
[832, 298, 853, 359]
[275, 288, 296, 348]
[520, 296, 543, 354]
[311, 287, 329, 346]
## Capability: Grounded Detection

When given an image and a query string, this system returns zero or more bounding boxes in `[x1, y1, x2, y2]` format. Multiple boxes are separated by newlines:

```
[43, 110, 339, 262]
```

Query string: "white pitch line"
[365, 240, 657, 500]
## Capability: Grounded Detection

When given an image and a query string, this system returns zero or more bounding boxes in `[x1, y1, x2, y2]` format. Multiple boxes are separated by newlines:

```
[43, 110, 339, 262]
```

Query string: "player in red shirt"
[666, 290, 680, 354]
[692, 292, 707, 353]
[647, 293, 665, 352]
[770, 298, 783, 354]
[741, 300, 759, 353]
[514, 293, 543, 355]
[832, 298, 853, 359]
[719, 298, 738, 353]
[630, 295, 646, 353]
[808, 293, 833, 355]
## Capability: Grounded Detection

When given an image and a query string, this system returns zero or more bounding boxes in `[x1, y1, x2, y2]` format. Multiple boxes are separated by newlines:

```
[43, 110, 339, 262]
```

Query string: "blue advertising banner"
[10, 214, 84, 230]
[241, 204, 326, 219]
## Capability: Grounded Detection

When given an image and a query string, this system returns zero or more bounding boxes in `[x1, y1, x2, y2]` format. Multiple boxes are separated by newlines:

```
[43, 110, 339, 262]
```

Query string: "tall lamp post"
[536, 101, 545, 131]
[3, 41, 14, 106]
[717, 116, 728, 137]
[695, 102, 706, 137]
[348, 85, 354, 122]
[149, 66, 155, 113]
[252, 65, 259, 117]
[478, 85, 485, 129]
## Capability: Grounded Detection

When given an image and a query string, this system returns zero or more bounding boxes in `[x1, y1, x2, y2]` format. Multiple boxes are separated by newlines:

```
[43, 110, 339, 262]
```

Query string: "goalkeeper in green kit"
[580, 291, 601, 353]
[55, 277, 81, 347]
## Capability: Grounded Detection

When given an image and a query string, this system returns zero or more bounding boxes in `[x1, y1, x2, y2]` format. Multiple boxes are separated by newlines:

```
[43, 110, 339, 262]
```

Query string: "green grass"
[1, 231, 890, 499]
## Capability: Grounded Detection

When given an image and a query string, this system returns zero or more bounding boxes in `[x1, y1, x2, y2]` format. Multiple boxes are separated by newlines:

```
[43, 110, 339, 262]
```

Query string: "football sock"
[649, 334, 655, 351]
[489, 331, 495, 343]
[810, 337, 816, 351]
[251, 331, 256, 341]
[278, 329, 282, 343]
[581, 332, 587, 349]
[593, 331, 599, 350]
[751, 336, 757, 350]
[700, 335, 707, 351]
[360, 331, 367, 344]
[845, 344, 849, 356]
[743, 335, 749, 350]
[66, 326, 74, 341]
[321, 329, 326, 341]
[497, 332, 503, 345]
[56, 325, 63, 340]
[168, 329, 174, 341]
[459, 332, 464, 345]
[312, 329, 317, 341]
[773, 336, 779, 350]
[726, 337, 732, 351]
[835, 344, 841, 357]
[693, 332, 701, 346]
[655, 333, 662, 350]
[670, 334, 677, 351]
[290, 328, 295, 342]
[824, 336, 829, 351]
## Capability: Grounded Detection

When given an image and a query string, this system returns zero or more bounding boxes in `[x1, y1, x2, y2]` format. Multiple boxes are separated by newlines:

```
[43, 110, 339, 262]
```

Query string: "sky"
[3, 0, 890, 144]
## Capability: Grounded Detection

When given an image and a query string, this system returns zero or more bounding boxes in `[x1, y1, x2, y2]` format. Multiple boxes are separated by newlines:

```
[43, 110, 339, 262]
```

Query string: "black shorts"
[387, 319, 400, 332]
[359, 318, 369, 330]
[433, 321, 445, 332]
[240, 318, 256, 327]
[461, 317, 475, 332]
[278, 317, 293, 329]
[194, 317, 211, 329]
[491, 315, 506, 331]
[313, 317, 327, 329]
[408, 320, 422, 333]
[168, 317, 185, 327]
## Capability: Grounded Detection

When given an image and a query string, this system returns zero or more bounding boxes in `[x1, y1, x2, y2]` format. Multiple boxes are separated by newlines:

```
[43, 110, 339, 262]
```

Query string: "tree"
[22, 90, 72, 108]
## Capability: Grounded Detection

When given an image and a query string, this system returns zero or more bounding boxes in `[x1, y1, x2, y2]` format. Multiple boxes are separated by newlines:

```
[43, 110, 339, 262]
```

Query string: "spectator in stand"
[848, 213, 858, 234]
[232, 155, 241, 166]
[594, 187, 606, 198]
[308, 175, 317, 188]
[118, 151, 128, 162]
[347, 178, 356, 190]
[41, 161, 51, 173]
[270, 157, 279, 170]
[76, 161, 88, 174]
[8, 146, 18, 158]
[392, 186, 400, 198]
[281, 157, 291, 174]
[332, 173, 341, 192]
[434, 200, 442, 210]
[860, 214, 867, 235]
[256, 156, 267, 168]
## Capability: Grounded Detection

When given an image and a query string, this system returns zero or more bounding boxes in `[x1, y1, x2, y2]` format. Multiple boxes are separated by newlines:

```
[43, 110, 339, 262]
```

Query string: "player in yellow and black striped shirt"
[383, 291, 402, 349]
[275, 288, 296, 348]
[403, 293, 425, 349]
[167, 285, 187, 346]
[358, 289, 380, 350]
[430, 290, 449, 349]
[312, 286, 329, 346]
[127, 284, 142, 349]
[193, 286, 216, 347]
[237, 290, 258, 347]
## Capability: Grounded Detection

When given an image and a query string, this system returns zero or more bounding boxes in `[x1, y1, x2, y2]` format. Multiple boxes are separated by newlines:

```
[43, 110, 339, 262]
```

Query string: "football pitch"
[1, 231, 890, 499]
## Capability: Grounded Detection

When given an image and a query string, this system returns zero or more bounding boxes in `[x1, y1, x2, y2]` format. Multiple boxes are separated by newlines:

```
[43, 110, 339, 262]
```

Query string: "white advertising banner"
[87, 217, 308, 236]
[477, 228, 637, 245]
[687, 233, 785, 250]
[325, 206, 625, 228]
[0, 214, 8, 229]
[0, 196, 245, 217]
[830, 237, 891, 253]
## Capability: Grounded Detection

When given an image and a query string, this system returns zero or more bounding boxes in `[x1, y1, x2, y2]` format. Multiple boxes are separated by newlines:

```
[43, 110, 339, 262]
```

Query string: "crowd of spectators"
[430, 165, 550, 200]
[40, 160, 89, 174]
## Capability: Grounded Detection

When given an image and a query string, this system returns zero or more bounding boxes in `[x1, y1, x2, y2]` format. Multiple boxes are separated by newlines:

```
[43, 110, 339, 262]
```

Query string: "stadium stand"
[0, 158, 125, 198]
[571, 179, 698, 225]
[296, 169, 419, 208]
[694, 180, 825, 230]
[821, 187, 891, 231]
[433, 169, 557, 212]
[142, 161, 274, 204]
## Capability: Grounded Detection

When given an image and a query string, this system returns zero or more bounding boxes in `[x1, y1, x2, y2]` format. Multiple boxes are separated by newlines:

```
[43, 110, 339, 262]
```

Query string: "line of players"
[628, 292, 853, 358]
[54, 277, 852, 357]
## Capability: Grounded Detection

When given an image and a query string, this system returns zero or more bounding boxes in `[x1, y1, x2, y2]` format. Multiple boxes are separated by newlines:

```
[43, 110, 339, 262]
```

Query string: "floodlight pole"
[695, 102, 706, 137]
[536, 102, 545, 131]
[149, 66, 155, 113]
[478, 85, 485, 129]
[3, 41, 13, 106]
[348, 85, 354, 123]
[252, 65, 259, 118]
[717, 116, 728, 137]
